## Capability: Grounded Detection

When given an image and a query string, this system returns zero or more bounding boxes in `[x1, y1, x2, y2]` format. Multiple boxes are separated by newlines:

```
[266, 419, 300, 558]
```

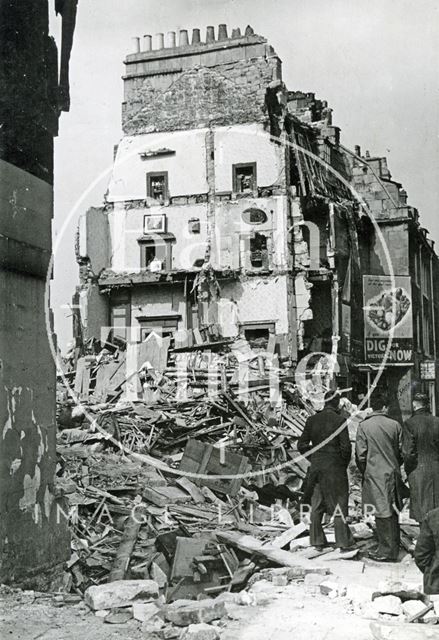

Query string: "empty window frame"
[233, 162, 257, 194]
[249, 232, 269, 268]
[241, 322, 275, 350]
[147, 171, 169, 203]
[140, 239, 172, 270]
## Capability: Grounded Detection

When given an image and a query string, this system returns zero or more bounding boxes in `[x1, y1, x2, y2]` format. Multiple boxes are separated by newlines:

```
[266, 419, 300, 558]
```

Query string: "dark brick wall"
[0, 0, 59, 184]
[122, 36, 281, 134]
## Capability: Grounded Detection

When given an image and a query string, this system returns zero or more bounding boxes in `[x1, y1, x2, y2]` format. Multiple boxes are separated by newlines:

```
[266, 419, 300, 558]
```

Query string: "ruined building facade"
[76, 25, 439, 419]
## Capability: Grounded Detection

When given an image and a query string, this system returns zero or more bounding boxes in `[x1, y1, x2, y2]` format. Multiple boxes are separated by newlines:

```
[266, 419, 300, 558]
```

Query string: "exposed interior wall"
[211, 195, 288, 271]
[131, 284, 186, 331]
[107, 129, 209, 202]
[77, 207, 109, 275]
[213, 124, 283, 192]
[219, 275, 289, 336]
[79, 283, 109, 342]
[107, 202, 208, 272]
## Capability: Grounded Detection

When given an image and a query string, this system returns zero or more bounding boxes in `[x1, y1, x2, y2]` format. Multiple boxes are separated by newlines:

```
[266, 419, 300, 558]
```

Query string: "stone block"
[165, 598, 226, 627]
[372, 595, 402, 616]
[248, 579, 276, 594]
[272, 574, 288, 587]
[132, 601, 161, 622]
[320, 580, 347, 598]
[142, 616, 166, 634]
[180, 623, 220, 640]
[402, 600, 427, 618]
[304, 572, 325, 594]
[84, 579, 159, 610]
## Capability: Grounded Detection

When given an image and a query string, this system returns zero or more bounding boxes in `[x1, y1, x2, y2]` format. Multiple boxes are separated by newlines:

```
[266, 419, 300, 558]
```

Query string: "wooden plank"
[74, 357, 86, 395]
[108, 515, 141, 581]
[175, 477, 206, 504]
[80, 365, 90, 401]
[179, 439, 250, 496]
[143, 485, 192, 507]
[266, 522, 308, 549]
[170, 537, 210, 580]
[215, 531, 324, 570]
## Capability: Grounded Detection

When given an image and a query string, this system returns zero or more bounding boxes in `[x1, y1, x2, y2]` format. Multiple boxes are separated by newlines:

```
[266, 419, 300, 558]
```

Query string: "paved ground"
[0, 554, 425, 639]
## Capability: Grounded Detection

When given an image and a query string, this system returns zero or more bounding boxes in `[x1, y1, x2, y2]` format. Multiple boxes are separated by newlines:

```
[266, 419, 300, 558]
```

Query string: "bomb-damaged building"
[74, 25, 439, 420]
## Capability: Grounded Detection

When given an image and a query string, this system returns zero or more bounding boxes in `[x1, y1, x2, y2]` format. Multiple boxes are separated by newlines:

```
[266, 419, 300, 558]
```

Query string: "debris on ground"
[52, 333, 423, 637]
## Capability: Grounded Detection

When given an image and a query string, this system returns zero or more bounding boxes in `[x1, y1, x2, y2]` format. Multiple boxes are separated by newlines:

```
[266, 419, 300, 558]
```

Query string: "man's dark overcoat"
[404, 408, 439, 522]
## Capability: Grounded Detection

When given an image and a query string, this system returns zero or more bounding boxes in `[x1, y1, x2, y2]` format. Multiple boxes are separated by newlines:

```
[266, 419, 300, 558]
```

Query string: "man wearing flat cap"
[403, 392, 439, 523]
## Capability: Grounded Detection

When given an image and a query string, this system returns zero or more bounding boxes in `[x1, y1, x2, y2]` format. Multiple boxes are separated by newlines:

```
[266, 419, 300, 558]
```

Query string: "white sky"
[50, 0, 439, 351]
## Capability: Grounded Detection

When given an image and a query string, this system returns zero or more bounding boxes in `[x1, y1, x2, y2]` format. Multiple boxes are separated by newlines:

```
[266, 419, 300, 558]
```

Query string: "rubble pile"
[56, 332, 317, 601]
[55, 332, 420, 634]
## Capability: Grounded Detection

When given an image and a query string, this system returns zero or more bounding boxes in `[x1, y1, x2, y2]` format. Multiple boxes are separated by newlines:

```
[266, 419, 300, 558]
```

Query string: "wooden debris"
[108, 514, 142, 582]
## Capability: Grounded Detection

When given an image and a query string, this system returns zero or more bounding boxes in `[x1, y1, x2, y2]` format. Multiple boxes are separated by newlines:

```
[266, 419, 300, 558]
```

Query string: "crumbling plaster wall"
[107, 203, 209, 272]
[211, 195, 288, 272]
[78, 283, 109, 343]
[213, 124, 284, 192]
[219, 275, 289, 337]
[369, 222, 410, 276]
[131, 285, 186, 332]
[107, 129, 209, 202]
[78, 207, 109, 275]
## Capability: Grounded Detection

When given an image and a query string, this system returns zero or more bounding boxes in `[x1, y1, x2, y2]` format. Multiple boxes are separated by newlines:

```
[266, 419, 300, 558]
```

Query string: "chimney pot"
[191, 28, 201, 44]
[245, 25, 254, 36]
[142, 34, 152, 52]
[231, 27, 241, 38]
[179, 29, 189, 46]
[155, 33, 164, 49]
[166, 31, 176, 48]
[132, 36, 141, 53]
[218, 24, 228, 40]
[206, 25, 215, 43]
[354, 145, 361, 156]
[365, 150, 371, 159]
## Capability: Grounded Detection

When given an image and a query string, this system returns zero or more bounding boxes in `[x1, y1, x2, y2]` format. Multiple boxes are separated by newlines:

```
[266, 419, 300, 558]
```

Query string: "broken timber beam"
[108, 514, 141, 582]
[214, 530, 323, 570]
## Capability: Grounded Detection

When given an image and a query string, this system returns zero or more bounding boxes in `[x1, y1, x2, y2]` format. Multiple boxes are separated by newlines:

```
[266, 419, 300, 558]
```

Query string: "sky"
[50, 0, 439, 351]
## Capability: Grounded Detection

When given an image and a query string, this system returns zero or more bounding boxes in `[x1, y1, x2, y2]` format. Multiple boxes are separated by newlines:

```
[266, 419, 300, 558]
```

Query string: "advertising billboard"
[363, 275, 413, 364]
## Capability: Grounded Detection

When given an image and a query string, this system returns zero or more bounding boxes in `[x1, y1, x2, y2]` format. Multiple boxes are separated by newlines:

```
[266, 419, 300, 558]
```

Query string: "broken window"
[111, 306, 129, 340]
[241, 322, 275, 351]
[138, 316, 179, 341]
[233, 163, 257, 194]
[249, 232, 269, 268]
[147, 172, 168, 203]
[140, 240, 172, 271]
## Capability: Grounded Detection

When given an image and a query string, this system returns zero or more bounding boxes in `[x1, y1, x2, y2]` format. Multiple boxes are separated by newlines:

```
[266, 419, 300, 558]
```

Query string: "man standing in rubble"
[355, 391, 404, 562]
[298, 391, 355, 551]
[403, 393, 439, 523]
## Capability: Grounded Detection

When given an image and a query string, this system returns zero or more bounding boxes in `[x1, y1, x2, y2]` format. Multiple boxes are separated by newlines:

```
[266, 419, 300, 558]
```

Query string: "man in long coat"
[355, 391, 403, 562]
[414, 506, 439, 594]
[298, 391, 355, 551]
[403, 393, 439, 523]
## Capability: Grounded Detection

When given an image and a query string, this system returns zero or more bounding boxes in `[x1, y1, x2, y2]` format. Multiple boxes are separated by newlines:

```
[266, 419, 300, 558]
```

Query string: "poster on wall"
[363, 275, 413, 364]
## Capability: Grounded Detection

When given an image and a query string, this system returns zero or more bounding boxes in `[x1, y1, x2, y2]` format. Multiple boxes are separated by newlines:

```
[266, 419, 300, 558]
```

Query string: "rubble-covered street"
[3, 341, 422, 639]
[0, 552, 428, 640]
